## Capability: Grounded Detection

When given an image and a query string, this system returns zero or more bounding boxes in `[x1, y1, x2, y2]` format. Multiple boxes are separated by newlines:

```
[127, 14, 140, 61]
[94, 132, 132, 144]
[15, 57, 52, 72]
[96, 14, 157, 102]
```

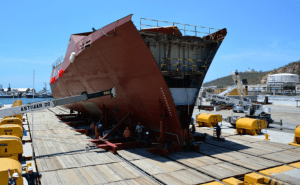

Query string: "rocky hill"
[260, 60, 300, 84]
[203, 60, 300, 87]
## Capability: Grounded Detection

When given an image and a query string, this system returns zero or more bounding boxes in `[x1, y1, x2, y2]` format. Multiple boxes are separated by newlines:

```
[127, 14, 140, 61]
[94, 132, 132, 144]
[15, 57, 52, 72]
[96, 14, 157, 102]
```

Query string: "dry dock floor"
[26, 106, 300, 185]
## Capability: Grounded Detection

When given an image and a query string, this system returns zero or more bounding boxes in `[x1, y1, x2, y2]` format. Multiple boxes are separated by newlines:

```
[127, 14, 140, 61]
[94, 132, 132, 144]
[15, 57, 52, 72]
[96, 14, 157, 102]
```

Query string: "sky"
[0, 0, 299, 91]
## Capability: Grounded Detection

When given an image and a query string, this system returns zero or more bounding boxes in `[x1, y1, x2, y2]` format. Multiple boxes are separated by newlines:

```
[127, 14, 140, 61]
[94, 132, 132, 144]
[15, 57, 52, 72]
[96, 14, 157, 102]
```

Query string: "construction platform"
[25, 106, 300, 185]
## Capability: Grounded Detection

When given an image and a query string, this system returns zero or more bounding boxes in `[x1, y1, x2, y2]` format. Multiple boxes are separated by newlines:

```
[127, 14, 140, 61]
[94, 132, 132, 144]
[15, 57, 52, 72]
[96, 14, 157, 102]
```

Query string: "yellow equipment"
[0, 117, 23, 126]
[0, 158, 23, 185]
[0, 124, 23, 139]
[244, 172, 286, 185]
[12, 100, 22, 107]
[196, 113, 222, 127]
[0, 135, 23, 160]
[289, 125, 300, 147]
[222, 177, 244, 185]
[236, 118, 267, 136]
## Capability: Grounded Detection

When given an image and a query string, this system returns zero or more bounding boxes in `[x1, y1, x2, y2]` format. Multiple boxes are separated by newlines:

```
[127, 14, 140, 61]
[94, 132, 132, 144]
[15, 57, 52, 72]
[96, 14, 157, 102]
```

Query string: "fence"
[52, 55, 64, 68]
[140, 18, 220, 37]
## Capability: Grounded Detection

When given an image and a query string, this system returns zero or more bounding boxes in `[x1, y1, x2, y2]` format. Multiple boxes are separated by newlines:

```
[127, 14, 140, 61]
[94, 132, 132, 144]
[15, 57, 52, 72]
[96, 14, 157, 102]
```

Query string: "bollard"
[23, 118, 25, 122]
[264, 134, 270, 140]
[280, 119, 282, 130]
[85, 146, 89, 152]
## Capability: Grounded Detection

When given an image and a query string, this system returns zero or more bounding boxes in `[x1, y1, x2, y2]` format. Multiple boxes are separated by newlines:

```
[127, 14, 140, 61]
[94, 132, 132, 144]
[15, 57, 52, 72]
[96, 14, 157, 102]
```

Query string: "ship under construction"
[49, 14, 227, 148]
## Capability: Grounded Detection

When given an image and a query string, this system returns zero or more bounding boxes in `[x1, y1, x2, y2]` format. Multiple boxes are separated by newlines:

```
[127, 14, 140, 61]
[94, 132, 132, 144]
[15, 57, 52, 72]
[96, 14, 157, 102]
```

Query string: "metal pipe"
[147, 128, 181, 145]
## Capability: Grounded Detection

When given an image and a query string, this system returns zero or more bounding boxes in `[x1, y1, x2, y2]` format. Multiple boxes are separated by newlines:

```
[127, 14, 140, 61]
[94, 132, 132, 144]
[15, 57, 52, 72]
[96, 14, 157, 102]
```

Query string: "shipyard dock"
[22, 106, 300, 185]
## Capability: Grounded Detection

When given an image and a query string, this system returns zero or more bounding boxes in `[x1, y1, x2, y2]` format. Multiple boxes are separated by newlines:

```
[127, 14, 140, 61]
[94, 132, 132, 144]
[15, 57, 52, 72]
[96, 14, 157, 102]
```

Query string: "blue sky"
[0, 0, 299, 91]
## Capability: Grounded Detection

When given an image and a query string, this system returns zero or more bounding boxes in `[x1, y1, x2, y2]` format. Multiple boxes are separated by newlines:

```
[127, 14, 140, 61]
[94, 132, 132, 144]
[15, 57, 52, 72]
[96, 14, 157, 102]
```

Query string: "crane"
[201, 70, 273, 127]
[231, 70, 249, 104]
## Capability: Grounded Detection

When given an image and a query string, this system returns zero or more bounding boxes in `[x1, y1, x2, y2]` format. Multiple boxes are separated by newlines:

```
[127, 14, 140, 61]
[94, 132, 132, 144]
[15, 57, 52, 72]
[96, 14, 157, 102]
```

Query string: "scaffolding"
[267, 81, 297, 95]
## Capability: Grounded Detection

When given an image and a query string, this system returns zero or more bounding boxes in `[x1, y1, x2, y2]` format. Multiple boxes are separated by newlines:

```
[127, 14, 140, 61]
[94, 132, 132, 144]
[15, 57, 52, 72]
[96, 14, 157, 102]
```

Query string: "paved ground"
[192, 100, 298, 144]
[264, 104, 300, 129]
[195, 99, 300, 130]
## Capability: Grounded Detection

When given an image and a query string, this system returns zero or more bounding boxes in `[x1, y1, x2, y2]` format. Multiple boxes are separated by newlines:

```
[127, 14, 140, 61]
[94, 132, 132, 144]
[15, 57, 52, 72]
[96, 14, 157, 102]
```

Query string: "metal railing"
[140, 18, 220, 36]
[159, 58, 205, 71]
[52, 55, 64, 68]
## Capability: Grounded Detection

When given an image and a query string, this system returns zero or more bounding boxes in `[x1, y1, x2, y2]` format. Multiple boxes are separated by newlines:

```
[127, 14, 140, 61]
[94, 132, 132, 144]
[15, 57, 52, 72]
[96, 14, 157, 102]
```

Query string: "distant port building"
[266, 73, 299, 95]
[1, 87, 35, 94]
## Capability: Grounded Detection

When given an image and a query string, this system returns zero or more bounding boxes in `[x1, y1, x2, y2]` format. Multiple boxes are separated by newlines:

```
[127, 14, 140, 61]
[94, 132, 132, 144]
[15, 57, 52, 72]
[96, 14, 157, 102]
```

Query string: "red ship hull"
[50, 15, 227, 144]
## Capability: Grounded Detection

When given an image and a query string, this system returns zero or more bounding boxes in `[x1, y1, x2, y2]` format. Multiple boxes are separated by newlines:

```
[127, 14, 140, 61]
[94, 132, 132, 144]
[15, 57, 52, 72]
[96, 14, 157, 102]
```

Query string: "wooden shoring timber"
[197, 162, 251, 180]
[168, 152, 223, 169]
[260, 150, 300, 163]
[117, 148, 157, 161]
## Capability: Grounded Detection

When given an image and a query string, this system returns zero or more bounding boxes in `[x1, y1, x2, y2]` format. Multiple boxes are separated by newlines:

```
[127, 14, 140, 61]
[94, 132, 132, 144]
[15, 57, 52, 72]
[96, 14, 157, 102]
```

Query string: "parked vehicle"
[232, 105, 244, 113]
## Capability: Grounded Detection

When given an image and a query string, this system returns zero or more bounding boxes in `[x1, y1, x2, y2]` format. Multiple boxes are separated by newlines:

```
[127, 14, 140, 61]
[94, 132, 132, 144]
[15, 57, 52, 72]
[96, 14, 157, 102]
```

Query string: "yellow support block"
[259, 165, 295, 176]
[0, 158, 23, 185]
[222, 177, 244, 185]
[201, 181, 223, 185]
[0, 124, 23, 139]
[182, 65, 188, 66]
[244, 172, 285, 185]
[244, 173, 265, 184]
[289, 161, 300, 168]
[0, 117, 23, 126]
[177, 58, 183, 60]
[0, 135, 23, 160]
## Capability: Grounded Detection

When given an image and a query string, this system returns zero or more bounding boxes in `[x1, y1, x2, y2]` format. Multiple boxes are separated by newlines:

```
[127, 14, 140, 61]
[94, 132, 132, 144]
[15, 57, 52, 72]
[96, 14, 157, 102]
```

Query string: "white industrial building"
[267, 73, 299, 83]
[266, 73, 299, 94]
[1, 88, 35, 94]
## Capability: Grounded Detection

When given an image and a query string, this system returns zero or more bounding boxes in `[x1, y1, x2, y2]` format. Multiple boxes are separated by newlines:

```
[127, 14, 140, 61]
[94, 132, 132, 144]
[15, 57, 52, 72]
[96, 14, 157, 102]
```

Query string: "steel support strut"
[102, 111, 134, 139]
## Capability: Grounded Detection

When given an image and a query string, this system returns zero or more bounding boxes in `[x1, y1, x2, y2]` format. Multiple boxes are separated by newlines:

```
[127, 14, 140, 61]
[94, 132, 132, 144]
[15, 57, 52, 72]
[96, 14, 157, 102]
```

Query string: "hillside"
[203, 60, 300, 88]
[260, 60, 300, 84]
